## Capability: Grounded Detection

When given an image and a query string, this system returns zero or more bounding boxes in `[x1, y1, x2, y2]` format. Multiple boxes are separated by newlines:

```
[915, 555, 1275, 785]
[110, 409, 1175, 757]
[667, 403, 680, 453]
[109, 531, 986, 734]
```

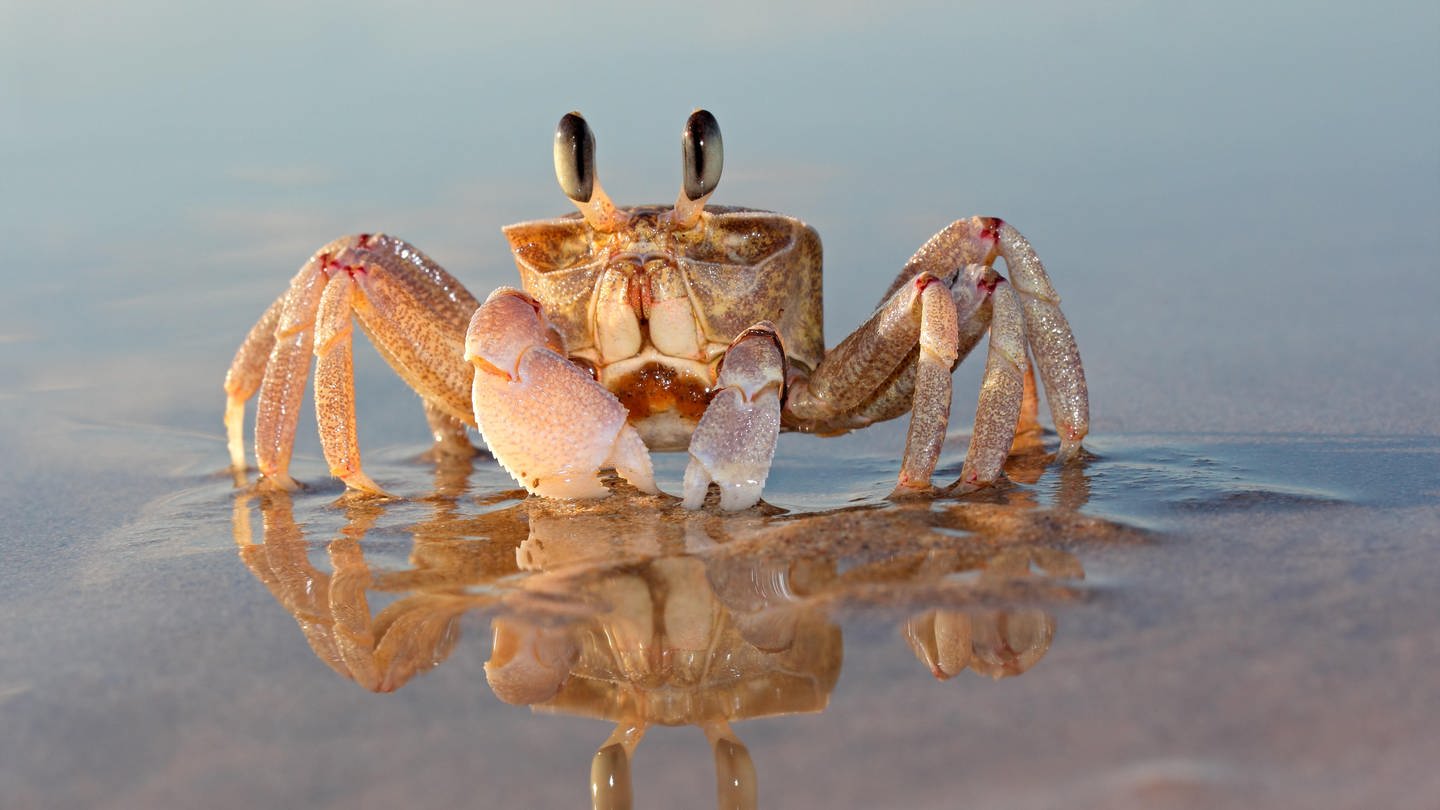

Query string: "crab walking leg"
[346, 235, 479, 428]
[786, 257, 992, 423]
[224, 294, 285, 474]
[886, 217, 1088, 455]
[813, 267, 997, 432]
[312, 272, 387, 495]
[682, 324, 785, 511]
[233, 492, 352, 680]
[785, 283, 929, 422]
[1016, 357, 1044, 440]
[955, 281, 1028, 491]
[895, 277, 960, 490]
[705, 720, 759, 810]
[226, 234, 483, 490]
[253, 263, 328, 489]
[422, 399, 477, 458]
[467, 289, 658, 500]
[326, 535, 382, 689]
[990, 220, 1089, 457]
[592, 722, 647, 810]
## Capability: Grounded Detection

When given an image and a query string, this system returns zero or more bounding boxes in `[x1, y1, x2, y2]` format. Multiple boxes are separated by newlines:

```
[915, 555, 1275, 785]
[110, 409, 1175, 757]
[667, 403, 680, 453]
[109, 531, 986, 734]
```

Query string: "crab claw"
[466, 288, 658, 500]
[484, 618, 579, 705]
[682, 323, 785, 511]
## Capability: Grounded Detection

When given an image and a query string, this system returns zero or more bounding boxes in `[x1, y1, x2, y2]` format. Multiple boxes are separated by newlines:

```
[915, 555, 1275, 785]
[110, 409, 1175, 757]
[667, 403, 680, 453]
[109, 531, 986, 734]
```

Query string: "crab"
[224, 109, 1088, 510]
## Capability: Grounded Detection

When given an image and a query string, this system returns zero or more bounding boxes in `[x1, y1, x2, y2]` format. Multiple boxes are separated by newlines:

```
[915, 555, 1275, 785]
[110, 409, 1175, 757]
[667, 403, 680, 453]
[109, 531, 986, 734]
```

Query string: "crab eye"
[554, 112, 596, 203]
[681, 109, 723, 201]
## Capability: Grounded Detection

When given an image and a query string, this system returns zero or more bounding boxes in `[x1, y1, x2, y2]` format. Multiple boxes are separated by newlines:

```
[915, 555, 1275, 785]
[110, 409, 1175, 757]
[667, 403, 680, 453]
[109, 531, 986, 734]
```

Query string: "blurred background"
[5, 0, 1437, 449]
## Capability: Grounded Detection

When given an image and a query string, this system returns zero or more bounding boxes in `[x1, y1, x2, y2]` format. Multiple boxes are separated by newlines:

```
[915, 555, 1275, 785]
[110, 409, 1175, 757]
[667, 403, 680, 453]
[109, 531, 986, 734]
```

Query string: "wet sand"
[2, 412, 1436, 808]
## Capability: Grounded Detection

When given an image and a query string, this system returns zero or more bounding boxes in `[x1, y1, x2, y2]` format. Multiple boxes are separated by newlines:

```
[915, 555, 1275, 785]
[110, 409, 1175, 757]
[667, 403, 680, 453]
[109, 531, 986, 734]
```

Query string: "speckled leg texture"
[225, 234, 479, 492]
[993, 222, 1088, 457]
[682, 323, 786, 511]
[955, 280, 1027, 491]
[781, 217, 1087, 495]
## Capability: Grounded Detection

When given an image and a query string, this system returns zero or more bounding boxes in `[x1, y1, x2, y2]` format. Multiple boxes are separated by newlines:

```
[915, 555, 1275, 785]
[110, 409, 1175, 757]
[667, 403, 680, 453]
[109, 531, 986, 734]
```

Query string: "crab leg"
[253, 263, 328, 489]
[813, 272, 996, 431]
[592, 722, 647, 810]
[226, 234, 480, 491]
[225, 294, 284, 473]
[466, 289, 658, 499]
[682, 323, 786, 511]
[705, 721, 759, 810]
[788, 264, 993, 490]
[894, 277, 959, 489]
[785, 280, 933, 422]
[347, 237, 479, 427]
[313, 272, 387, 495]
[989, 219, 1089, 457]
[890, 216, 1088, 458]
[954, 280, 1028, 491]
[423, 399, 476, 458]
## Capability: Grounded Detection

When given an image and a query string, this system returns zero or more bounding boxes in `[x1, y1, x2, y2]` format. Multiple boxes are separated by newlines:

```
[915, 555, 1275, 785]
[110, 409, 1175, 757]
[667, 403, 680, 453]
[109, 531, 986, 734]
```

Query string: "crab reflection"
[233, 449, 1136, 808]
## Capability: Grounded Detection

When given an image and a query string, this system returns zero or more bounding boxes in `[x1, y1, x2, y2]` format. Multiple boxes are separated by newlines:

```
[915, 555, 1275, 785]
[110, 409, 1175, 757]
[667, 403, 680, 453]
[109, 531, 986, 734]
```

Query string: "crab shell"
[501, 205, 823, 450]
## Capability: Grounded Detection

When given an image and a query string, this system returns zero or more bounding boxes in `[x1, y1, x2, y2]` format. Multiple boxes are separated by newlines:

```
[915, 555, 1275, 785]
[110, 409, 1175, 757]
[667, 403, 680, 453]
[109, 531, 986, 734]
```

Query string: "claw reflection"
[233, 459, 1142, 809]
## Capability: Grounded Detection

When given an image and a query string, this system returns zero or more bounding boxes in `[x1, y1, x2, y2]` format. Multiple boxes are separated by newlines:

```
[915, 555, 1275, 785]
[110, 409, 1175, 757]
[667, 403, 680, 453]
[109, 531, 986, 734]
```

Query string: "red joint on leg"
[976, 218, 1004, 266]
[319, 252, 349, 277]
[914, 274, 940, 291]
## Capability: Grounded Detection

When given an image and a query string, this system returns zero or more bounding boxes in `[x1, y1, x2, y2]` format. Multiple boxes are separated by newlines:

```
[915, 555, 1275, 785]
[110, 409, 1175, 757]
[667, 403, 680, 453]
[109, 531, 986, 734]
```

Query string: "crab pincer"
[466, 288, 658, 499]
[682, 323, 786, 511]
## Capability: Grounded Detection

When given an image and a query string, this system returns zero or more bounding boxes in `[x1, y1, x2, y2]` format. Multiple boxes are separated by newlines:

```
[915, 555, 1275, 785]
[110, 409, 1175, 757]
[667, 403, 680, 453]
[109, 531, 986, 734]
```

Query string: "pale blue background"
[4, 0, 1437, 444]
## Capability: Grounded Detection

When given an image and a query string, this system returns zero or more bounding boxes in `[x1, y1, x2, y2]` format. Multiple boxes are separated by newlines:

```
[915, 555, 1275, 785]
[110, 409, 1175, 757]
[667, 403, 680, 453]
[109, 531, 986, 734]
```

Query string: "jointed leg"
[817, 270, 996, 432]
[423, 399, 477, 459]
[225, 234, 480, 491]
[895, 276, 958, 489]
[891, 215, 1087, 454]
[313, 271, 386, 495]
[991, 220, 1088, 457]
[954, 280, 1028, 491]
[787, 263, 994, 491]
[254, 263, 328, 489]
[704, 720, 758, 810]
[225, 294, 283, 474]
[784, 216, 1087, 496]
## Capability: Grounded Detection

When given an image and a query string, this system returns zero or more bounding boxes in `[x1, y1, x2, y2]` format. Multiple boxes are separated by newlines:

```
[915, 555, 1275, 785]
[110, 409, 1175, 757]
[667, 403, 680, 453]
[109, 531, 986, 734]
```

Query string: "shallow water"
[4, 1, 1439, 808]
[3, 428, 1437, 808]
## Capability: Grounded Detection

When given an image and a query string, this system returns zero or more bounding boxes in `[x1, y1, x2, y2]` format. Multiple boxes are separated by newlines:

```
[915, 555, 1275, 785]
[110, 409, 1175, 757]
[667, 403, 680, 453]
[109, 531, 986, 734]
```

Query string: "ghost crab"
[224, 109, 1088, 510]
